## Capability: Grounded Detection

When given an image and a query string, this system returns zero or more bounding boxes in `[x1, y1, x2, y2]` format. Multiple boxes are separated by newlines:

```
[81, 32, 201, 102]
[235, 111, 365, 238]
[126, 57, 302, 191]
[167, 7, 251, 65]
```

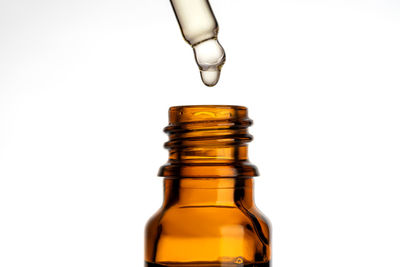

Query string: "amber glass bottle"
[145, 105, 271, 267]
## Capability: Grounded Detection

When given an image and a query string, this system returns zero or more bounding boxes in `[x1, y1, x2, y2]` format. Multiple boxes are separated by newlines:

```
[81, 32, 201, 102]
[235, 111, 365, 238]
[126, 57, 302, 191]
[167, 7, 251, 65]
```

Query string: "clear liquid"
[170, 0, 226, 87]
[194, 38, 225, 87]
[145, 262, 270, 267]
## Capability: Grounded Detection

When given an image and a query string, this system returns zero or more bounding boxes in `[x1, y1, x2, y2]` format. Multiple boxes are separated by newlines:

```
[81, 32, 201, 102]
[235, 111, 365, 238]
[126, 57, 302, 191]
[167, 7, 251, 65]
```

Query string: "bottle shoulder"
[145, 203, 271, 263]
[146, 203, 270, 242]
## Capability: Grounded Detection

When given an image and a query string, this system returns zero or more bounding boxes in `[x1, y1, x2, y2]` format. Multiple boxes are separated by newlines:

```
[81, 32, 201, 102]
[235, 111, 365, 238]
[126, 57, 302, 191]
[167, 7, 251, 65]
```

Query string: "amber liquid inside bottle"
[145, 106, 271, 267]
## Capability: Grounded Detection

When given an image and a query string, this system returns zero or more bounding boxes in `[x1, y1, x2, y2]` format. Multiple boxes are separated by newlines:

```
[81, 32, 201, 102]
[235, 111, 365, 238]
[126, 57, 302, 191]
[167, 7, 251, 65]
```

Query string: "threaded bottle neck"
[159, 105, 258, 178]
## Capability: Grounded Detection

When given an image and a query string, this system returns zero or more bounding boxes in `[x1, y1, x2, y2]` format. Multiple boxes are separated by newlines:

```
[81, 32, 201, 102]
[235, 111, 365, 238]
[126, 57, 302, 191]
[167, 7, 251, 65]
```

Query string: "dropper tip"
[200, 70, 221, 87]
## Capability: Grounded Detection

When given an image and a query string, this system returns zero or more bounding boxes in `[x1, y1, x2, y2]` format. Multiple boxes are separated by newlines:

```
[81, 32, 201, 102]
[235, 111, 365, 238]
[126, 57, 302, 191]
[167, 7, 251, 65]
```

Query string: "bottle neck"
[159, 105, 258, 178]
[162, 178, 255, 208]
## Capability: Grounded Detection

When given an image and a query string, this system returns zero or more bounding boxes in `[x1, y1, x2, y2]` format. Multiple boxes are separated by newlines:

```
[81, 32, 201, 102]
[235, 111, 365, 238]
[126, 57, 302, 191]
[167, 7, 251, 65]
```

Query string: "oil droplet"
[200, 70, 220, 87]
[194, 38, 225, 87]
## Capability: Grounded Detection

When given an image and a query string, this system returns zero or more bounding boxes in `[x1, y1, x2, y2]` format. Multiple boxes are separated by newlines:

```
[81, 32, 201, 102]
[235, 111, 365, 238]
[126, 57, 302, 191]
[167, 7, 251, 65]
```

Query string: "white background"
[1, 0, 400, 266]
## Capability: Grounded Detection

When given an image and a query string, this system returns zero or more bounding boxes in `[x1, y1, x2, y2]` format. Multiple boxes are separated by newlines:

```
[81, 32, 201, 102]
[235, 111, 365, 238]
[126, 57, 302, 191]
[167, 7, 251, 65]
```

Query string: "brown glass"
[145, 106, 271, 267]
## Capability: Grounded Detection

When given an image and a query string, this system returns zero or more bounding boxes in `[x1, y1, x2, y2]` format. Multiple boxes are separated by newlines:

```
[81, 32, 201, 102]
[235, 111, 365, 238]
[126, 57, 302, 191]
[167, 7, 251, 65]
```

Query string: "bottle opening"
[159, 105, 258, 178]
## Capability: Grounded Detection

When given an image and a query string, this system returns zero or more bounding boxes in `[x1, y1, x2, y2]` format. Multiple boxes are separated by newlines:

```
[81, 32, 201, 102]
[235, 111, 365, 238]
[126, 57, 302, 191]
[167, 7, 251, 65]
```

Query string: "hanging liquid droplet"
[170, 0, 226, 87]
[194, 38, 225, 87]
[200, 70, 220, 87]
